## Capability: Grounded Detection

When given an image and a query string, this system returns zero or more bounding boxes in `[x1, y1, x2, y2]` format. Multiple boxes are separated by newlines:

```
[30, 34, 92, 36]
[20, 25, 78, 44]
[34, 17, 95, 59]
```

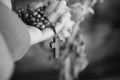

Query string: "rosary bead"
[23, 13, 29, 18]
[16, 7, 23, 13]
[32, 11, 38, 17]
[37, 22, 43, 27]
[30, 14, 34, 18]
[39, 24, 46, 30]
[42, 13, 47, 18]
[36, 18, 40, 22]
[32, 22, 37, 26]
[26, 18, 30, 24]
[43, 19, 48, 24]
[36, 8, 41, 12]
[39, 11, 44, 16]
[46, 21, 51, 27]
[22, 13, 29, 22]
[35, 23, 41, 28]
[39, 17, 45, 21]
[36, 14, 41, 18]
[31, 17, 36, 22]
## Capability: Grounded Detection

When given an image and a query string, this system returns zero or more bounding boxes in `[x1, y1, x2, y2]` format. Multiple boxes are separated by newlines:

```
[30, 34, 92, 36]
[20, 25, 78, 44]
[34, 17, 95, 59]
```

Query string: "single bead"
[26, 18, 31, 24]
[22, 12, 29, 19]
[24, 12, 29, 18]
[36, 8, 41, 12]
[36, 18, 40, 22]
[22, 13, 29, 22]
[18, 10, 23, 17]
[35, 23, 40, 28]
[35, 22, 43, 28]
[32, 22, 37, 26]
[29, 14, 33, 18]
[39, 11, 45, 16]
[39, 24, 46, 30]
[32, 11, 38, 17]
[43, 19, 48, 24]
[31, 17, 36, 22]
[36, 14, 41, 18]
[28, 16, 34, 22]
[39, 17, 45, 22]
[42, 13, 47, 18]
[16, 7, 23, 13]
[46, 21, 51, 26]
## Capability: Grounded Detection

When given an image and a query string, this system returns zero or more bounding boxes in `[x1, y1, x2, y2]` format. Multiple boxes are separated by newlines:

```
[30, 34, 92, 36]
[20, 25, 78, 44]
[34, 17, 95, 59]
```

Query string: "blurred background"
[11, 0, 120, 80]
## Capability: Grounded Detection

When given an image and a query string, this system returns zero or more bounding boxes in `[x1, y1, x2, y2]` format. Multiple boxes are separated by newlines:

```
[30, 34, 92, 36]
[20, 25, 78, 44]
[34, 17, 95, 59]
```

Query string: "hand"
[58, 17, 75, 42]
[44, 0, 75, 41]
[1, 0, 74, 45]
[28, 0, 73, 45]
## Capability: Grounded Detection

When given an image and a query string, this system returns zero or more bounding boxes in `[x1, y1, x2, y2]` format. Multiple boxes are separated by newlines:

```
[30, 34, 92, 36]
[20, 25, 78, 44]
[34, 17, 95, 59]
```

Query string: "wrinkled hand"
[2, 0, 75, 45]
[45, 0, 75, 40]
[29, 0, 75, 45]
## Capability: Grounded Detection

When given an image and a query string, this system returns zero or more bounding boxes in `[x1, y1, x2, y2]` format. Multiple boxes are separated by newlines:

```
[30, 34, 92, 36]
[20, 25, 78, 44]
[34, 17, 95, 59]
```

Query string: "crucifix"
[50, 35, 61, 59]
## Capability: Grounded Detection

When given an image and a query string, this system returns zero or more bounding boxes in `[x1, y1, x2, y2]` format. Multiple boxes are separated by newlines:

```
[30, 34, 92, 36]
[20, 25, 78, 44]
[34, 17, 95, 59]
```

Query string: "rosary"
[14, 0, 103, 80]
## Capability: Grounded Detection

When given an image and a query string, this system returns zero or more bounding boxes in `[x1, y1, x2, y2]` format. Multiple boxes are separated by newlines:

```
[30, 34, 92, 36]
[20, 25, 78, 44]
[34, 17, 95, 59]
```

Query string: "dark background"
[11, 0, 120, 80]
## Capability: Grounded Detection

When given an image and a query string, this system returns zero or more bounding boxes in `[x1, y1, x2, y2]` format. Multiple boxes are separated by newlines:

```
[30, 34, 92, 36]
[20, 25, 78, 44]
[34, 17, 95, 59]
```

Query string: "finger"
[56, 12, 71, 32]
[58, 19, 74, 40]
[33, 2, 44, 8]
[61, 19, 75, 38]
[58, 32, 66, 42]
[28, 27, 43, 45]
[39, 12, 71, 42]
[58, 12, 74, 41]
[45, 0, 59, 14]
[64, 19, 75, 32]
[59, 12, 71, 24]
[28, 1, 44, 11]
[47, 0, 71, 24]
[54, 0, 67, 15]
[47, 2, 68, 23]
[47, 12, 59, 23]
[63, 30, 71, 38]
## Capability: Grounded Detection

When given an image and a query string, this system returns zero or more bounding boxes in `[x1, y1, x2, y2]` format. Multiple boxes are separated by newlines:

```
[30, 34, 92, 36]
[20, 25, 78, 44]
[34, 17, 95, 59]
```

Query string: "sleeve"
[0, 2, 31, 61]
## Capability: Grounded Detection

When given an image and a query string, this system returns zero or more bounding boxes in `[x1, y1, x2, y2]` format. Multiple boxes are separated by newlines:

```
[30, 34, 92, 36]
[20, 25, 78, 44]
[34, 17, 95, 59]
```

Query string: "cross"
[50, 35, 61, 59]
